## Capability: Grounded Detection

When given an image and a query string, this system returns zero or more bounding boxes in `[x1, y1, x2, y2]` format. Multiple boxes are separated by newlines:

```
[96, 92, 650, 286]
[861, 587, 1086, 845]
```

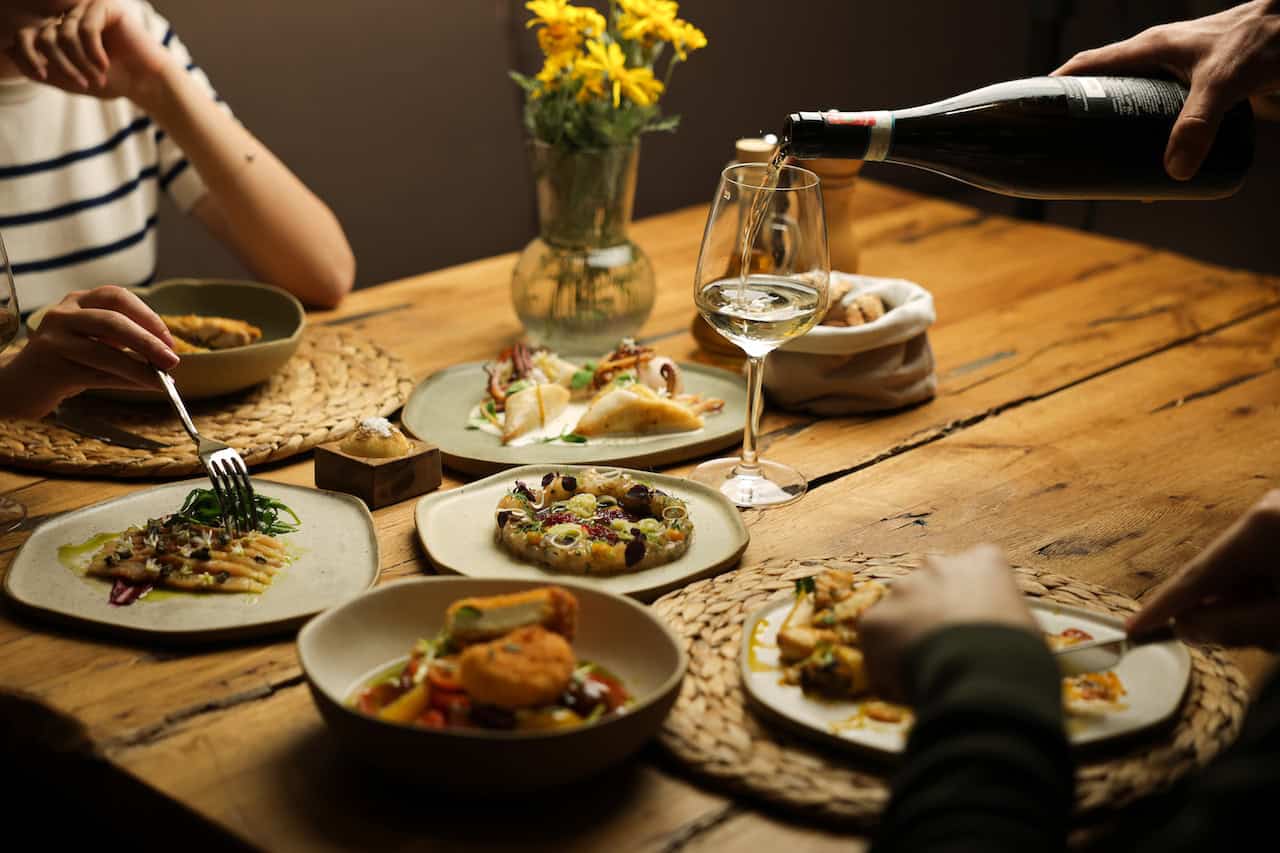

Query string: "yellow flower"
[525, 0, 606, 57]
[534, 50, 577, 96]
[670, 20, 707, 60]
[576, 39, 665, 108]
[615, 1, 706, 59]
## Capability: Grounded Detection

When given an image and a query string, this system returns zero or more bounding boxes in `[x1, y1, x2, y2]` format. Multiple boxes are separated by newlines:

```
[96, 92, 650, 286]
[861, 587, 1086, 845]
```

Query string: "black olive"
[541, 472, 556, 487]
[561, 475, 577, 492]
[191, 547, 212, 561]
[625, 537, 646, 566]
[104, 555, 116, 567]
[497, 510, 513, 528]
[622, 484, 650, 513]
[254, 555, 267, 564]
[513, 481, 534, 501]
[215, 571, 231, 584]
[631, 527, 642, 537]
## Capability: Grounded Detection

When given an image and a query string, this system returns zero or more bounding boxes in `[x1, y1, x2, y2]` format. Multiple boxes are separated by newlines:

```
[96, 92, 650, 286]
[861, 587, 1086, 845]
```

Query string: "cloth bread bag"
[763, 273, 937, 414]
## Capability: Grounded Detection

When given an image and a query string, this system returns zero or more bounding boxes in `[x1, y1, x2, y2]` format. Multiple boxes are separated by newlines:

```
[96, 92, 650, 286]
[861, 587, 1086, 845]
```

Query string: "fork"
[155, 370, 259, 535]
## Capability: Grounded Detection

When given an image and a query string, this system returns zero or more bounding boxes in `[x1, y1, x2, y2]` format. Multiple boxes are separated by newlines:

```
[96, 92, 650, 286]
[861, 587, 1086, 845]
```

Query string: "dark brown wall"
[152, 0, 1277, 291]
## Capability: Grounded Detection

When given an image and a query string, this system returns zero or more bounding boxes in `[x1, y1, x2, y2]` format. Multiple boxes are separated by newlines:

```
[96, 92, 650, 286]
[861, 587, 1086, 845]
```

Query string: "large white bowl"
[298, 577, 686, 791]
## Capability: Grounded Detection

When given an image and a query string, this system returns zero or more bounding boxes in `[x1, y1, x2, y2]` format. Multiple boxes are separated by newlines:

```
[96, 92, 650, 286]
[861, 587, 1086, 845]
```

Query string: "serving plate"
[28, 278, 306, 400]
[400, 361, 746, 475]
[2, 479, 379, 643]
[415, 464, 749, 601]
[299, 576, 686, 791]
[741, 594, 1191, 755]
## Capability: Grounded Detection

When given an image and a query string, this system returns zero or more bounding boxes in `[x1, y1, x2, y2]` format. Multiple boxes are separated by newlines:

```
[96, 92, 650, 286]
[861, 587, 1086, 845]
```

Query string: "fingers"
[10, 26, 47, 81]
[51, 306, 178, 370]
[1165, 74, 1234, 180]
[32, 328, 163, 390]
[58, 12, 106, 89]
[38, 18, 88, 90]
[1175, 597, 1280, 649]
[79, 1, 111, 76]
[1053, 28, 1183, 77]
[1129, 499, 1280, 636]
[76, 284, 176, 349]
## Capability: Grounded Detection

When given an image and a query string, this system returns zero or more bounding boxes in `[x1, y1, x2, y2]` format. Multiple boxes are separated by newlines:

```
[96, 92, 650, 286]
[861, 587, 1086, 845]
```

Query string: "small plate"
[741, 594, 1191, 755]
[415, 464, 749, 601]
[28, 279, 306, 401]
[401, 362, 746, 476]
[3, 479, 379, 643]
[299, 576, 686, 792]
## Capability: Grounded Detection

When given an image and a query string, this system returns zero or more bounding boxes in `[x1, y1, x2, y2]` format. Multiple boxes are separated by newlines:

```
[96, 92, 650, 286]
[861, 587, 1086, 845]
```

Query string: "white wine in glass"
[692, 160, 828, 509]
[0, 229, 25, 531]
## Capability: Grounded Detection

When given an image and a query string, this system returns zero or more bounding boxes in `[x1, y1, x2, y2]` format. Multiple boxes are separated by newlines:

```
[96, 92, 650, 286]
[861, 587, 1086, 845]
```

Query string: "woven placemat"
[654, 554, 1250, 826]
[0, 327, 415, 478]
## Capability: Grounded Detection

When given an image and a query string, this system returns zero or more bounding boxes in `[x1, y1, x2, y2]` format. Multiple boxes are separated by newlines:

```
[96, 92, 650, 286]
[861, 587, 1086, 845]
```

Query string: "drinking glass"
[691, 163, 828, 509]
[0, 230, 25, 531]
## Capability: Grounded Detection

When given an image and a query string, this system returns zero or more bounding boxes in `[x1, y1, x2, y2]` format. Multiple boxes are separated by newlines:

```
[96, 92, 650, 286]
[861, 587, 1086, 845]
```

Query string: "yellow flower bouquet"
[509, 1, 707, 353]
[511, 0, 706, 149]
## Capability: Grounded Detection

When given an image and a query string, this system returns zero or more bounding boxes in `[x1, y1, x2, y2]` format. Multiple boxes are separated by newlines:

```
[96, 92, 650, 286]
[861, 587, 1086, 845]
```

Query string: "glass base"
[0, 495, 25, 532]
[690, 457, 807, 509]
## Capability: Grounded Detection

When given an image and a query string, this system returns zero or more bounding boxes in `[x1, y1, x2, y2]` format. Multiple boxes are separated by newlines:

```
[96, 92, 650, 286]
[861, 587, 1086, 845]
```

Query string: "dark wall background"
[151, 0, 1278, 290]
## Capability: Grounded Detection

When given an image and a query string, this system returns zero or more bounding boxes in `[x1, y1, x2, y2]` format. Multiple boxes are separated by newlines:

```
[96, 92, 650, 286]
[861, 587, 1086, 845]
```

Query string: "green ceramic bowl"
[29, 278, 306, 401]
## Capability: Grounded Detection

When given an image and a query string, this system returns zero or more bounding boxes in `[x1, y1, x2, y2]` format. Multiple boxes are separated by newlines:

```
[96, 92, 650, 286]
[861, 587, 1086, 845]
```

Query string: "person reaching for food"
[0, 0, 355, 310]
[861, 495, 1280, 852]
[0, 283, 177, 417]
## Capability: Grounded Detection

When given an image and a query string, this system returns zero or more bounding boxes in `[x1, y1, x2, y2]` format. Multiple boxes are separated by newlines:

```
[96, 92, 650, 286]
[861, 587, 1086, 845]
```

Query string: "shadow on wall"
[153, 0, 1277, 291]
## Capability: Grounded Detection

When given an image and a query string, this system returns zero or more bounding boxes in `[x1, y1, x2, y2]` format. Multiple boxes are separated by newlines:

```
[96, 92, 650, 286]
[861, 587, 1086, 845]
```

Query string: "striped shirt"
[0, 0, 224, 310]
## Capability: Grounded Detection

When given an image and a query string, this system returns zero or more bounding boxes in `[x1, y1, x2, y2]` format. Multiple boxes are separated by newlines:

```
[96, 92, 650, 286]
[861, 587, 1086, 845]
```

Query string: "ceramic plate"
[3, 479, 379, 643]
[741, 593, 1191, 755]
[28, 279, 306, 401]
[299, 576, 686, 791]
[401, 362, 746, 475]
[415, 464, 749, 601]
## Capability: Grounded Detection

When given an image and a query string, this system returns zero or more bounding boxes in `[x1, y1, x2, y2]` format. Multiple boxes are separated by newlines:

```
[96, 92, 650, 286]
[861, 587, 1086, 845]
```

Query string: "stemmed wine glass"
[692, 162, 829, 509]
[0, 229, 25, 531]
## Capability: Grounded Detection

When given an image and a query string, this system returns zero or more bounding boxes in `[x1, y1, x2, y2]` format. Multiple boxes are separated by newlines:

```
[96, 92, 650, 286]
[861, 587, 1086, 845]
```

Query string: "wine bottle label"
[825, 110, 894, 161]
[1058, 76, 1187, 118]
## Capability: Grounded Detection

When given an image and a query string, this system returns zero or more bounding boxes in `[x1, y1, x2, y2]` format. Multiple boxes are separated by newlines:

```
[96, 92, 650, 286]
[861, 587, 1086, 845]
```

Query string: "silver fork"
[155, 370, 258, 535]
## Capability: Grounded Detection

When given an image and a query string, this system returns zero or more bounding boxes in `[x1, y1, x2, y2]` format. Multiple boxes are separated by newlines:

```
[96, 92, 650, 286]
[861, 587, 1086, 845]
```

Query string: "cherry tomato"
[416, 709, 446, 729]
[428, 664, 462, 693]
[586, 672, 628, 711]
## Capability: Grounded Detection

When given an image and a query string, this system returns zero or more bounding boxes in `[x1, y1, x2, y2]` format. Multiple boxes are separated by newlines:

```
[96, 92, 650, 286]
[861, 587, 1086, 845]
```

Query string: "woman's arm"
[9, 1, 355, 307]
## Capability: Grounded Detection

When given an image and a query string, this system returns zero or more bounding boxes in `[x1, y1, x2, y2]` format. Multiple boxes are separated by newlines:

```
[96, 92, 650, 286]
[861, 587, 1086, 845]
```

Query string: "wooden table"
[1, 180, 1276, 852]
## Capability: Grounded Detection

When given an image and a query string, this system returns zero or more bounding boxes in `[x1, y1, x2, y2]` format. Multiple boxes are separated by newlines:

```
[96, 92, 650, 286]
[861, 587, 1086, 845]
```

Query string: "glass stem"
[737, 355, 765, 476]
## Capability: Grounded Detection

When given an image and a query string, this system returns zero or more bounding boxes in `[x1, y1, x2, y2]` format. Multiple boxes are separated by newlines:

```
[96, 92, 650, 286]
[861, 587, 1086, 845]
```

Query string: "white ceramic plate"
[741, 593, 1191, 755]
[299, 576, 686, 791]
[415, 464, 749, 601]
[3, 479, 379, 643]
[400, 362, 746, 476]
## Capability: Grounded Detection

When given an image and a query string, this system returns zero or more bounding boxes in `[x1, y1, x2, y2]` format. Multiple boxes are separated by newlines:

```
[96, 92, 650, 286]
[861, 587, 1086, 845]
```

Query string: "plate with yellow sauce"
[740, 580, 1191, 756]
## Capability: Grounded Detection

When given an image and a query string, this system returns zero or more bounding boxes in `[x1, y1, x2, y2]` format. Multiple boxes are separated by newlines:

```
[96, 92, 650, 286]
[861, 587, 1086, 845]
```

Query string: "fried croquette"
[458, 625, 575, 709]
[446, 587, 578, 645]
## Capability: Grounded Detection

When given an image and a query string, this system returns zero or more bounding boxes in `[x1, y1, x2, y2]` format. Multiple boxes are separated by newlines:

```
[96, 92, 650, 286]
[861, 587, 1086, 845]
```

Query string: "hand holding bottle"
[1054, 0, 1280, 181]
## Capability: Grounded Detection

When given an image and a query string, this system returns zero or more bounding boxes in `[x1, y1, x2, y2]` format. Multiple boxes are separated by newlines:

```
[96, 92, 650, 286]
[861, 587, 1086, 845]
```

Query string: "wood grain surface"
[1, 180, 1274, 852]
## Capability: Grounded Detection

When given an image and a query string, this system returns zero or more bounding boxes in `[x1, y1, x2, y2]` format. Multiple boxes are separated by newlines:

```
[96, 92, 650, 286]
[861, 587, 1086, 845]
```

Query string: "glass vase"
[511, 141, 656, 357]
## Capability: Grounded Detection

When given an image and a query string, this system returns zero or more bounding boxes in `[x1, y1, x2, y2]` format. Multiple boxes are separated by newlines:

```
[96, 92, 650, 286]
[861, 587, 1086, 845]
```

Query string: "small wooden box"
[314, 438, 442, 509]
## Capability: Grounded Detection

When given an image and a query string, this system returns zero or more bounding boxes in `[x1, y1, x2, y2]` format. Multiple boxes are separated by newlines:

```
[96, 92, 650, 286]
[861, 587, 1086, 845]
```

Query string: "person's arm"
[1053, 0, 1280, 181]
[0, 285, 178, 418]
[9, 1, 355, 308]
[872, 626, 1073, 853]
[860, 546, 1073, 853]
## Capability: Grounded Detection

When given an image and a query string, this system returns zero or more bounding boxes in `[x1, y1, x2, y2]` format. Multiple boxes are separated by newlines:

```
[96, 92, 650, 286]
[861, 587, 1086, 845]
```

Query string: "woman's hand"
[860, 545, 1038, 701]
[1, 285, 178, 419]
[1128, 490, 1280, 649]
[1053, 0, 1280, 180]
[7, 0, 172, 101]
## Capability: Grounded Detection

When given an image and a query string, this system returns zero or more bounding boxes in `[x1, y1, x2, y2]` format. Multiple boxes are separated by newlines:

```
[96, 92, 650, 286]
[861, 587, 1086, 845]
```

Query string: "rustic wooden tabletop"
[1, 180, 1276, 852]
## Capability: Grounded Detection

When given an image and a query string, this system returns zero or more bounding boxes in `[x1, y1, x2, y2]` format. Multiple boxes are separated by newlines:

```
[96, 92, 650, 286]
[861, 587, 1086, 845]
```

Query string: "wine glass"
[0, 229, 26, 531]
[692, 162, 829, 509]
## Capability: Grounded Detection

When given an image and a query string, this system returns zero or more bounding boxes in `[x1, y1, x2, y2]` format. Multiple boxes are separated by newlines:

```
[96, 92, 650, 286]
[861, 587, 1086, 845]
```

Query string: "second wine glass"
[692, 162, 828, 509]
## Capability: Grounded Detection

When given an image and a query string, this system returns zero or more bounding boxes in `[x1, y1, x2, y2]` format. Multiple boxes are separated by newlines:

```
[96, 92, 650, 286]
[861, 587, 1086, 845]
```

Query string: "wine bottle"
[785, 77, 1253, 200]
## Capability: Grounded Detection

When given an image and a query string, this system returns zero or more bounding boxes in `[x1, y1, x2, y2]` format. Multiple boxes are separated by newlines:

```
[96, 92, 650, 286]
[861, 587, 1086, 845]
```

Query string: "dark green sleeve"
[871, 625, 1074, 853]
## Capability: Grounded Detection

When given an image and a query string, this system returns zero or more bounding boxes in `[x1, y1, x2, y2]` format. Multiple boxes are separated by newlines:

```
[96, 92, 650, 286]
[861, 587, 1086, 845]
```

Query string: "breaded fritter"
[458, 625, 575, 709]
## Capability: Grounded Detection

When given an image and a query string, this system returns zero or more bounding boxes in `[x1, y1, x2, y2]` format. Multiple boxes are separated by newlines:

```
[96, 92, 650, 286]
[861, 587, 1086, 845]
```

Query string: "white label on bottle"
[1060, 76, 1187, 117]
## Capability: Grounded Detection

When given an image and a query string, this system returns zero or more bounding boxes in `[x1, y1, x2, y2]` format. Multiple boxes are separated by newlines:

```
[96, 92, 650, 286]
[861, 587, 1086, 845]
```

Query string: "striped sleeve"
[135, 1, 233, 213]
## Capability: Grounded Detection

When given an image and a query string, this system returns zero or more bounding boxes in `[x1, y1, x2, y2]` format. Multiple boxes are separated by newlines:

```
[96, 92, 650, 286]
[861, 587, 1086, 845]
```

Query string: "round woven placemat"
[0, 327, 415, 478]
[654, 554, 1250, 827]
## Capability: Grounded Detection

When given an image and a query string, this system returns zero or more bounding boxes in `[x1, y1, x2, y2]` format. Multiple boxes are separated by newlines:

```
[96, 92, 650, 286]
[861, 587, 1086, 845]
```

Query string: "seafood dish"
[473, 339, 724, 445]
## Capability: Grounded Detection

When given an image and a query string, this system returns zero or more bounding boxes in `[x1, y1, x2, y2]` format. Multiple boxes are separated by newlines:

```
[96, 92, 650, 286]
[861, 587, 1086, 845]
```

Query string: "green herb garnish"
[505, 379, 533, 396]
[539, 431, 588, 444]
[454, 605, 482, 621]
[175, 488, 302, 536]
[794, 576, 816, 596]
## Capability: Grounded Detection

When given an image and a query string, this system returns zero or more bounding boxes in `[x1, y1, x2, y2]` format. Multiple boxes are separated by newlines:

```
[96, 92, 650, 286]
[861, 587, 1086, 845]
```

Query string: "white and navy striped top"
[0, 0, 224, 310]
